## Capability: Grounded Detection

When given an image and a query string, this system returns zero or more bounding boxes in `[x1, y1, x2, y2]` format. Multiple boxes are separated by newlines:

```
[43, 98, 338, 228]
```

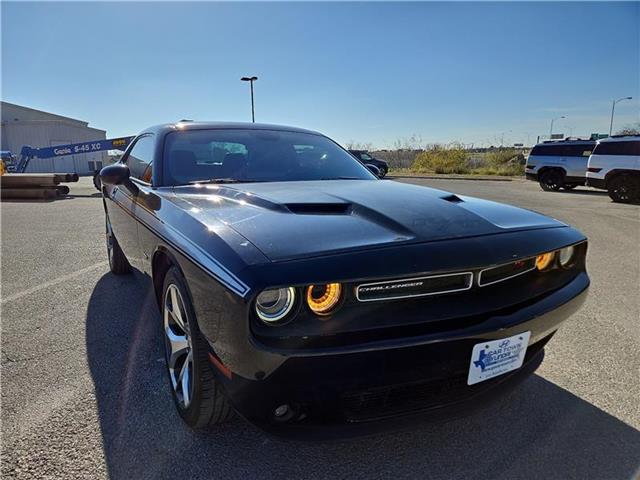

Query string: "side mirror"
[100, 163, 130, 186]
[365, 163, 381, 178]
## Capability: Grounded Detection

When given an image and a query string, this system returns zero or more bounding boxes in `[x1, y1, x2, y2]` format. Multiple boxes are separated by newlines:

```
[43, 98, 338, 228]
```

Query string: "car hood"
[170, 180, 565, 262]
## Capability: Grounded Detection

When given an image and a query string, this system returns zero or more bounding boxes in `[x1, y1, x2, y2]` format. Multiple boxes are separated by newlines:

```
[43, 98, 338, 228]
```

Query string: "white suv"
[525, 139, 596, 191]
[586, 135, 640, 203]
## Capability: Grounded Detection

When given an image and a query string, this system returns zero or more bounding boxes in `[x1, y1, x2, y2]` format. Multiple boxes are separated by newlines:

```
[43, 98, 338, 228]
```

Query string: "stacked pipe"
[0, 173, 78, 200]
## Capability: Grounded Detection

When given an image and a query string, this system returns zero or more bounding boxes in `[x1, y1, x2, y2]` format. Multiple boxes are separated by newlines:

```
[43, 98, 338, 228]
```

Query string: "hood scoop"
[285, 203, 352, 215]
[441, 194, 464, 203]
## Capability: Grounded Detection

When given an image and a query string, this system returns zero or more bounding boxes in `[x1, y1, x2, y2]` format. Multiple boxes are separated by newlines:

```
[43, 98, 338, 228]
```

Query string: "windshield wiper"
[188, 178, 263, 185]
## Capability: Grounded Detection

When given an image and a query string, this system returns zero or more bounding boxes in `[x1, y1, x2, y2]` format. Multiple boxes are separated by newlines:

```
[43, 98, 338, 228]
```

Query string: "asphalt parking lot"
[2, 176, 639, 480]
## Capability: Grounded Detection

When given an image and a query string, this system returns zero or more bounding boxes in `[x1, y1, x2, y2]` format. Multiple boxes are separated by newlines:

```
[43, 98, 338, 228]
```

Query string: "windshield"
[163, 129, 376, 185]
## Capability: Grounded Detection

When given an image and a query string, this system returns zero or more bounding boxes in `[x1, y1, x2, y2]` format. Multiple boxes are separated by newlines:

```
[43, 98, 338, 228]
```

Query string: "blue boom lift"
[15, 136, 134, 173]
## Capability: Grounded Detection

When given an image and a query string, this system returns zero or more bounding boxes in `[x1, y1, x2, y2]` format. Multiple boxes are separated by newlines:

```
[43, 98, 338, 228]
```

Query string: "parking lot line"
[1, 261, 108, 305]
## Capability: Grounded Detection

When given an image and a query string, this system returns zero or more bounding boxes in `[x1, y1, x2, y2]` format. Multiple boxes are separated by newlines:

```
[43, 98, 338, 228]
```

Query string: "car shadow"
[67, 192, 103, 198]
[561, 189, 640, 204]
[86, 272, 640, 480]
[560, 189, 609, 196]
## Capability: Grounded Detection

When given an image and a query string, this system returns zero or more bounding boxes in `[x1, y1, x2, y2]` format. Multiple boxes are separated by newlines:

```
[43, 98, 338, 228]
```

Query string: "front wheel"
[93, 171, 102, 191]
[539, 170, 563, 191]
[162, 267, 233, 429]
[378, 168, 387, 178]
[106, 215, 131, 274]
[607, 175, 640, 204]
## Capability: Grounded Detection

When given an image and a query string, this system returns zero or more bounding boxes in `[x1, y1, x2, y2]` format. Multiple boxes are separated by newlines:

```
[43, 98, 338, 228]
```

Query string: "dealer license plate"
[467, 331, 531, 385]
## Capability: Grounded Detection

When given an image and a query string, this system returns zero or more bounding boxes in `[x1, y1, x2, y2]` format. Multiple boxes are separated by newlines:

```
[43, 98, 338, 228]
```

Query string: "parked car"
[100, 121, 589, 438]
[525, 139, 596, 191]
[349, 150, 389, 177]
[586, 135, 640, 203]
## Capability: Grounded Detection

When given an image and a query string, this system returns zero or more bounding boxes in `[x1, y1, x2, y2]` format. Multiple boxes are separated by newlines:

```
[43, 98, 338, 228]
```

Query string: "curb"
[388, 174, 520, 182]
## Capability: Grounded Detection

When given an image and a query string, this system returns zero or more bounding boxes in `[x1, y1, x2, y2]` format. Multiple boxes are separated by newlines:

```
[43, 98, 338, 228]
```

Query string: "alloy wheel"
[610, 179, 632, 202]
[163, 284, 194, 409]
[613, 185, 630, 202]
[540, 171, 562, 191]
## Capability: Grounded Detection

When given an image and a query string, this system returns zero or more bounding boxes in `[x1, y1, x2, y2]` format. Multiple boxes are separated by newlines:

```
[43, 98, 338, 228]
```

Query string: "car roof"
[598, 135, 640, 143]
[139, 121, 324, 137]
[536, 139, 595, 146]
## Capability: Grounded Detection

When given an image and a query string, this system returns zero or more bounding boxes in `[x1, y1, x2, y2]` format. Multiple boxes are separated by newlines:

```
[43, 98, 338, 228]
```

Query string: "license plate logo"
[467, 332, 531, 385]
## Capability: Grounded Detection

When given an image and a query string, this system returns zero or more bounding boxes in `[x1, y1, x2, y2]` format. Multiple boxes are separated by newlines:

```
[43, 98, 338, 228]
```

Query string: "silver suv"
[525, 139, 596, 191]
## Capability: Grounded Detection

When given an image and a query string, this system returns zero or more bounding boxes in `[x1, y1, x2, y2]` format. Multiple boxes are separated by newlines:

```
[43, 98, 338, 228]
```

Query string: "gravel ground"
[1, 177, 639, 480]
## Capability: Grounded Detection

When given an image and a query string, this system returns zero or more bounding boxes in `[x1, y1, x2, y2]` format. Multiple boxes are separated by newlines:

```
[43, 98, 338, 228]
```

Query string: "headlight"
[306, 283, 342, 315]
[558, 245, 575, 267]
[255, 287, 296, 323]
[536, 252, 555, 271]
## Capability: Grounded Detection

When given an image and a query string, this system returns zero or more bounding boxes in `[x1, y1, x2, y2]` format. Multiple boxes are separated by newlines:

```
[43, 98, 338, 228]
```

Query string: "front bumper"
[525, 172, 538, 181]
[211, 272, 589, 439]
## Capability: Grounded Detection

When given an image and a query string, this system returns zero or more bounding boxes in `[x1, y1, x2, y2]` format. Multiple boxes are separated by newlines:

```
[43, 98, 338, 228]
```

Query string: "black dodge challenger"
[99, 121, 589, 438]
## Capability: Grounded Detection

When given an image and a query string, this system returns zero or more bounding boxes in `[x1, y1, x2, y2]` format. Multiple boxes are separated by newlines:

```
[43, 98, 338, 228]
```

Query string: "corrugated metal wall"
[1, 103, 107, 175]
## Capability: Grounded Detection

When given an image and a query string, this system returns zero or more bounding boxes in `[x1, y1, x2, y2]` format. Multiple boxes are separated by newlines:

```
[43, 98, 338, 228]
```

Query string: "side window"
[531, 144, 595, 157]
[531, 145, 561, 156]
[564, 144, 594, 157]
[126, 135, 155, 181]
[594, 141, 640, 156]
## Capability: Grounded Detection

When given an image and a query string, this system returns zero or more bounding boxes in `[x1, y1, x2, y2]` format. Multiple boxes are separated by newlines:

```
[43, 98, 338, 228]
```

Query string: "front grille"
[341, 375, 468, 422]
[478, 258, 537, 287]
[340, 336, 550, 422]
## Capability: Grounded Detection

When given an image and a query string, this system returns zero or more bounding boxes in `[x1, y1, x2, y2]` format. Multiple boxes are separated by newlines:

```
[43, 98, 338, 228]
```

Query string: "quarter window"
[126, 135, 155, 181]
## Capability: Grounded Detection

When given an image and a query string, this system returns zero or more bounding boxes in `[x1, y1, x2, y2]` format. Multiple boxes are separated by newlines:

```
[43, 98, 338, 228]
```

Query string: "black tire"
[607, 175, 640, 204]
[93, 171, 102, 191]
[539, 169, 564, 191]
[161, 266, 233, 429]
[378, 168, 387, 178]
[105, 214, 131, 274]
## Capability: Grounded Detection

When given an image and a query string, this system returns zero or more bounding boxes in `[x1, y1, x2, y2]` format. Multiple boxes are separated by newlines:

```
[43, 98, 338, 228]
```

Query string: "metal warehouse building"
[1, 101, 107, 174]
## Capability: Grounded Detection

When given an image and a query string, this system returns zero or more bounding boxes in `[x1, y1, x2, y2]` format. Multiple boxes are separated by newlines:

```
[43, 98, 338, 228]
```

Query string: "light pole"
[609, 96, 632, 135]
[240, 76, 258, 123]
[550, 115, 566, 139]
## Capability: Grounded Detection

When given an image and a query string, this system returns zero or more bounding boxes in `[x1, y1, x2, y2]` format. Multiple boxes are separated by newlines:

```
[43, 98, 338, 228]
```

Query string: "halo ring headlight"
[536, 252, 555, 271]
[255, 287, 296, 323]
[306, 283, 342, 315]
[558, 245, 575, 267]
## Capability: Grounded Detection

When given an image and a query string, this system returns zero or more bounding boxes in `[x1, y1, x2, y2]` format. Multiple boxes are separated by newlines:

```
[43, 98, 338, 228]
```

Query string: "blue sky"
[2, 2, 639, 147]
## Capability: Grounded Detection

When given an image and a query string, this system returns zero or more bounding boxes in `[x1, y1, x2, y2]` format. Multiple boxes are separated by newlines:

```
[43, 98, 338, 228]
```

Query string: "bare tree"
[616, 122, 640, 136]
[344, 140, 374, 151]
